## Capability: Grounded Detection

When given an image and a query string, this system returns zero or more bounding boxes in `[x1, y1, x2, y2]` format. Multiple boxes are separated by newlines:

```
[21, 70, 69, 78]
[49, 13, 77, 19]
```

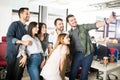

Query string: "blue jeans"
[69, 52, 94, 80]
[27, 53, 42, 80]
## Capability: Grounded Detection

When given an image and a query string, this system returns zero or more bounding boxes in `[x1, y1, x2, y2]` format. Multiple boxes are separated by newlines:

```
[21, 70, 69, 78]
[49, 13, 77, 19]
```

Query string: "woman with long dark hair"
[18, 22, 43, 80]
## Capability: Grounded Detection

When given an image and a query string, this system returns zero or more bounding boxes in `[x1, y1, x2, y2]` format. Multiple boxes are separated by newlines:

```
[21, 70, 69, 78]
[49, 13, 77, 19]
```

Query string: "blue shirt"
[6, 21, 27, 58]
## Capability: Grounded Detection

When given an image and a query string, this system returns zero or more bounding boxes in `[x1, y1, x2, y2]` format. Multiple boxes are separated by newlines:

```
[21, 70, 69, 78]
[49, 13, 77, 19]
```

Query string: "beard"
[58, 27, 64, 31]
[26, 18, 29, 22]
[25, 17, 30, 22]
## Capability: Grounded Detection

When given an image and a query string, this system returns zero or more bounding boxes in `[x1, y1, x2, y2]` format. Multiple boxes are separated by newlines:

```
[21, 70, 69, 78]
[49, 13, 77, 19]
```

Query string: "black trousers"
[6, 56, 25, 80]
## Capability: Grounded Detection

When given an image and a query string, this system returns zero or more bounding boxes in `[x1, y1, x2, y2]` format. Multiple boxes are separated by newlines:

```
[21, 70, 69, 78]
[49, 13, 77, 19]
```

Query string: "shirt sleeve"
[22, 35, 31, 41]
[17, 44, 26, 57]
[7, 22, 19, 44]
[12, 38, 19, 44]
[82, 23, 98, 31]
[17, 35, 29, 57]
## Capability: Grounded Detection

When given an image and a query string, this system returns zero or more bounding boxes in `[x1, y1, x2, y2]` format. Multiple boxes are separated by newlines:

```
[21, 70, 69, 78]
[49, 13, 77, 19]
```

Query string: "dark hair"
[54, 18, 63, 26]
[27, 22, 37, 37]
[66, 14, 74, 22]
[18, 7, 29, 18]
[38, 22, 47, 34]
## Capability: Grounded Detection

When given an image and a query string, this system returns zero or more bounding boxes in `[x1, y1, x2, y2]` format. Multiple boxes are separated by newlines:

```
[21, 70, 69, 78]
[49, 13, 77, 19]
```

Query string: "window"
[12, 10, 39, 25]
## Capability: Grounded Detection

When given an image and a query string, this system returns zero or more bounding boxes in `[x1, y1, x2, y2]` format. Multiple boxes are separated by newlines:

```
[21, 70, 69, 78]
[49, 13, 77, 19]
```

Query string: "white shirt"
[17, 34, 43, 57]
[48, 30, 67, 48]
[48, 30, 59, 48]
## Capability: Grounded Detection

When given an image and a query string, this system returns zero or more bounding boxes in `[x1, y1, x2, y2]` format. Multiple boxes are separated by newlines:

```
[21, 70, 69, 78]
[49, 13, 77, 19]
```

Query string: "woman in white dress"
[40, 33, 70, 80]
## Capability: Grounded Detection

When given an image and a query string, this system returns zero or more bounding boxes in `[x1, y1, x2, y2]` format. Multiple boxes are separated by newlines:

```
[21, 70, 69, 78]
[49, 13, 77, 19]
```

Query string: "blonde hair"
[51, 33, 70, 55]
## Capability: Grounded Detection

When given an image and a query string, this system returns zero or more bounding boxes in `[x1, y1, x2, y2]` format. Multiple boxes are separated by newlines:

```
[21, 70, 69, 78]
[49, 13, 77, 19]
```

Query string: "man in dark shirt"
[6, 7, 31, 80]
[66, 14, 116, 80]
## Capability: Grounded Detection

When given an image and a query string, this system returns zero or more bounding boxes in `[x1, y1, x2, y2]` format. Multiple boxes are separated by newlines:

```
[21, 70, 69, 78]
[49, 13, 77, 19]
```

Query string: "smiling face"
[63, 35, 70, 45]
[56, 20, 64, 31]
[20, 9, 30, 22]
[41, 24, 47, 34]
[68, 16, 77, 28]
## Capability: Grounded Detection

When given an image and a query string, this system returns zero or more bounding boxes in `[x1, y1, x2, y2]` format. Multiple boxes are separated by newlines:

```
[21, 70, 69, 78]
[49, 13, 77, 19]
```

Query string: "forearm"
[96, 13, 116, 28]
[21, 52, 27, 58]
[96, 19, 110, 28]
[16, 40, 31, 46]
[16, 40, 24, 45]
[59, 54, 67, 80]
[48, 44, 53, 56]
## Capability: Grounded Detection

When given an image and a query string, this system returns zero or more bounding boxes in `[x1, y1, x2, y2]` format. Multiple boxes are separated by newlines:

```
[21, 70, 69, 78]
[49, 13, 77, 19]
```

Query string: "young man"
[66, 14, 116, 80]
[6, 7, 31, 80]
[48, 18, 64, 55]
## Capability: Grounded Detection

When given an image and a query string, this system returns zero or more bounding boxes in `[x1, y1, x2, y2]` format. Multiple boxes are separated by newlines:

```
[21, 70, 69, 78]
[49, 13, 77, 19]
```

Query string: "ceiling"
[28, 0, 120, 10]
[90, 0, 120, 9]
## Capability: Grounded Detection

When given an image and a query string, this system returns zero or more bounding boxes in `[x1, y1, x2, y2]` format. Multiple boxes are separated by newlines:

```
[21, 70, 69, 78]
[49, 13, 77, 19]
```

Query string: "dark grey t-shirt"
[72, 28, 85, 52]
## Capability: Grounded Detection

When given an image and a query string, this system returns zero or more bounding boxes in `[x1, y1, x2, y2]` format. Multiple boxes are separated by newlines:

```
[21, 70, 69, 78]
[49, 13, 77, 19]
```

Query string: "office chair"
[0, 36, 7, 79]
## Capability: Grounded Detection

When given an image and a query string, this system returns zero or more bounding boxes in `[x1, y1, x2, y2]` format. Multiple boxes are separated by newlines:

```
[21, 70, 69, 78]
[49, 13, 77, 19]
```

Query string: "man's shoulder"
[10, 21, 20, 26]
[14, 20, 20, 23]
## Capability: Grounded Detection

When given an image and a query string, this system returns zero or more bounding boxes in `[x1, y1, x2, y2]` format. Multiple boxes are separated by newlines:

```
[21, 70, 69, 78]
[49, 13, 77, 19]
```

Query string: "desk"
[91, 60, 120, 80]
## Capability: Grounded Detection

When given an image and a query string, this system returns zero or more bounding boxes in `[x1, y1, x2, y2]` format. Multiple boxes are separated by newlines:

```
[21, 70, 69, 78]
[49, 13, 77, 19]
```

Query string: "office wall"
[0, 0, 38, 42]
[0, 0, 12, 42]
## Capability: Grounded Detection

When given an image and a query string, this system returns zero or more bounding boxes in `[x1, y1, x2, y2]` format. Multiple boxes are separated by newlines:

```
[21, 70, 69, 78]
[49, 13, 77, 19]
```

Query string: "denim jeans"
[6, 55, 16, 80]
[69, 52, 94, 80]
[27, 53, 42, 80]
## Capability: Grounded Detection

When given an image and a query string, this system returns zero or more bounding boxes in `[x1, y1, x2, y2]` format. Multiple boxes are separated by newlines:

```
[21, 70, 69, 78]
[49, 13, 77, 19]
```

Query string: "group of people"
[6, 7, 116, 80]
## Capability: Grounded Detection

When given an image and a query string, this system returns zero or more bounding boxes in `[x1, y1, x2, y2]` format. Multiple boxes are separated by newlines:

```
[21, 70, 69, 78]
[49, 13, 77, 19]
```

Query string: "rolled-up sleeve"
[12, 38, 19, 44]
[82, 23, 98, 31]
[7, 22, 19, 44]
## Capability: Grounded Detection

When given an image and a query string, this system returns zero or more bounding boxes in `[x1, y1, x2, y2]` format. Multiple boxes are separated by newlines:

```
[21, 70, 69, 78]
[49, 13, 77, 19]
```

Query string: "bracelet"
[104, 18, 108, 25]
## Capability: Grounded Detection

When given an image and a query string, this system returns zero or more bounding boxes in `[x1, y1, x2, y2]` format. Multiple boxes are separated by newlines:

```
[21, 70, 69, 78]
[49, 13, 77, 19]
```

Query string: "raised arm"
[96, 12, 116, 28]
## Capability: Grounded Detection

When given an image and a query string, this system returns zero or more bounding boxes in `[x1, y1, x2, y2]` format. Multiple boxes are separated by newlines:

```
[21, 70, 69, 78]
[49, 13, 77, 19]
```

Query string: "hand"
[23, 40, 32, 46]
[19, 56, 27, 67]
[40, 58, 46, 68]
[107, 12, 116, 23]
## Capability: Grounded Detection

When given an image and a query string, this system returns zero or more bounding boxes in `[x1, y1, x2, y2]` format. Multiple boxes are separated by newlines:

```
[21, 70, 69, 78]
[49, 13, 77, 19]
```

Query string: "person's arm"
[18, 35, 31, 67]
[48, 44, 53, 57]
[59, 45, 68, 80]
[16, 40, 32, 46]
[7, 22, 31, 46]
[48, 33, 54, 57]
[18, 44, 27, 67]
[59, 53, 67, 80]
[7, 22, 18, 44]
[19, 52, 27, 67]
[96, 13, 116, 28]
[40, 57, 46, 68]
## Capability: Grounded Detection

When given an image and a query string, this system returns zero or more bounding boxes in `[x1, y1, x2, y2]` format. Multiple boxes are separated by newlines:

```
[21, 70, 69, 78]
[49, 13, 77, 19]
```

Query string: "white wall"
[12, 0, 38, 12]
[0, 0, 39, 42]
[0, 0, 12, 42]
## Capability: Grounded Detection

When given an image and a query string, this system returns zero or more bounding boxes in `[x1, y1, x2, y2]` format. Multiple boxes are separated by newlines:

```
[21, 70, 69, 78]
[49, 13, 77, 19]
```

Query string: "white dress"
[40, 44, 67, 80]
